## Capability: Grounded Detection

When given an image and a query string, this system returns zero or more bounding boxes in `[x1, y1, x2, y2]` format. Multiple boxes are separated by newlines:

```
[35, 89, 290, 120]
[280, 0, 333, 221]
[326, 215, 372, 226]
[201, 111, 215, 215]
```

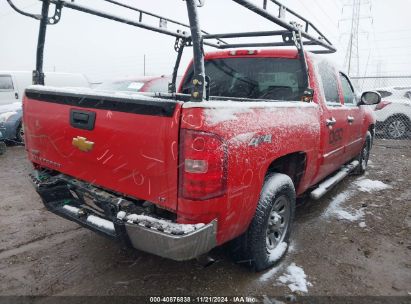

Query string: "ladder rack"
[7, 0, 337, 101]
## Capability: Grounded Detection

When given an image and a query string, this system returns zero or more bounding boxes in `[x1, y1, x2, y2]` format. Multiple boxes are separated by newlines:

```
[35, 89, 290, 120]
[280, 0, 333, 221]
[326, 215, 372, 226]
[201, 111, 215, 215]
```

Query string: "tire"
[16, 123, 24, 144]
[353, 131, 371, 175]
[0, 142, 5, 155]
[234, 173, 296, 271]
[384, 116, 409, 139]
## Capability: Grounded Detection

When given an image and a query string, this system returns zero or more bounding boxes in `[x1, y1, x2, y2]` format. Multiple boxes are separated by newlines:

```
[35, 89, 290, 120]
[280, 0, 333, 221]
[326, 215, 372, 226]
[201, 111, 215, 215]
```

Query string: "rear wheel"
[384, 117, 409, 139]
[0, 142, 6, 155]
[234, 173, 295, 271]
[16, 123, 24, 144]
[353, 131, 371, 175]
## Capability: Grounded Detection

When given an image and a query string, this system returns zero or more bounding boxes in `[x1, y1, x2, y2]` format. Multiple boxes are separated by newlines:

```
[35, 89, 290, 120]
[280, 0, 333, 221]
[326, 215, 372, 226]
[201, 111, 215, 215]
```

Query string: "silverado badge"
[72, 136, 94, 152]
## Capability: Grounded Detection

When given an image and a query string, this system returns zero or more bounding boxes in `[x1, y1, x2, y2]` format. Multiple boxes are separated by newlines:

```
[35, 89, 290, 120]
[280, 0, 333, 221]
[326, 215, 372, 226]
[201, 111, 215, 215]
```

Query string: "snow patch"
[359, 221, 367, 228]
[354, 179, 391, 193]
[277, 263, 312, 293]
[322, 190, 365, 222]
[205, 107, 252, 125]
[183, 100, 318, 109]
[87, 215, 115, 231]
[269, 242, 288, 262]
[261, 174, 294, 205]
[123, 213, 205, 234]
[62, 205, 80, 215]
[117, 211, 126, 220]
[260, 263, 284, 282]
[322, 190, 353, 218]
[334, 208, 364, 221]
[27, 85, 169, 102]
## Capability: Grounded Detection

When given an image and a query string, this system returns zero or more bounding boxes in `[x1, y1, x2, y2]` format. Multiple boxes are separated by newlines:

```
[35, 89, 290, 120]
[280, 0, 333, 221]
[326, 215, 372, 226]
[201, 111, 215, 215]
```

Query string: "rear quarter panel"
[178, 102, 320, 244]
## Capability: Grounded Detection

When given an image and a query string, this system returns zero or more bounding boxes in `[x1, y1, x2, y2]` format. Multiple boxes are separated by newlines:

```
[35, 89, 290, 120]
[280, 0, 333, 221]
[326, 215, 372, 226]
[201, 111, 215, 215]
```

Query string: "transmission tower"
[339, 0, 372, 77]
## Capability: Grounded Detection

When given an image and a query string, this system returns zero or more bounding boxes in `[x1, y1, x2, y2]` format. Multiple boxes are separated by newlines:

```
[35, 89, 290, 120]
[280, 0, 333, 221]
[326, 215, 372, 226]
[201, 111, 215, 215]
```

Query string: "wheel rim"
[387, 120, 406, 138]
[266, 195, 290, 252]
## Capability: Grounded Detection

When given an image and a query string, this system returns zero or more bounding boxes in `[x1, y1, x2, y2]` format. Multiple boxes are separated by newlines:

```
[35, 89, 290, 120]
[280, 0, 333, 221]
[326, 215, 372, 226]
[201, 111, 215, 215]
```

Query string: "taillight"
[179, 129, 227, 200]
[375, 100, 391, 111]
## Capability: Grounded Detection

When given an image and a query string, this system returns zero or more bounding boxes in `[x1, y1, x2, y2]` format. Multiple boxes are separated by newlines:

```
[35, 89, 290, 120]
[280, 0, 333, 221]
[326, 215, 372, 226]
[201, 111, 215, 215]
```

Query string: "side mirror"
[358, 91, 381, 106]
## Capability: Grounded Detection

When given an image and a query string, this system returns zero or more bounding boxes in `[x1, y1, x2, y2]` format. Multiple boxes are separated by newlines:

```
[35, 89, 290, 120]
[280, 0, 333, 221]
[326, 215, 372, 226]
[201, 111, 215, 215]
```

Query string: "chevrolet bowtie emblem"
[72, 136, 94, 152]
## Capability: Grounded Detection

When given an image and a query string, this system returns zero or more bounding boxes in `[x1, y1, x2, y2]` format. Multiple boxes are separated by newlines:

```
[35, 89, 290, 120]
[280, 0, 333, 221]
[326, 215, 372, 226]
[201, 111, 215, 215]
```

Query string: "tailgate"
[23, 87, 182, 211]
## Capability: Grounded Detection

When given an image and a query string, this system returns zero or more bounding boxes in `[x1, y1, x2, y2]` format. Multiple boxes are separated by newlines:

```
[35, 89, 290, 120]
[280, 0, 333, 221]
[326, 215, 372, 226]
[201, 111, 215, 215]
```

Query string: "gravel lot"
[0, 140, 410, 299]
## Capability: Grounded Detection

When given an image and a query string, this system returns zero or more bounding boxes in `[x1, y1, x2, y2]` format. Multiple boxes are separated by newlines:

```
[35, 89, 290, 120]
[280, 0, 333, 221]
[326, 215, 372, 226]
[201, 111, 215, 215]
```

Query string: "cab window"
[0, 75, 14, 91]
[317, 61, 340, 106]
[181, 58, 305, 101]
[339, 73, 356, 105]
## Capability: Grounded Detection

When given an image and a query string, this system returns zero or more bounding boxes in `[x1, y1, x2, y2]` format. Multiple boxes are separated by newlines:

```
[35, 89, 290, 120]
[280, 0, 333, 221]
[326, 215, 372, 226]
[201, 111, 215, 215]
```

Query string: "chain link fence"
[351, 75, 411, 140]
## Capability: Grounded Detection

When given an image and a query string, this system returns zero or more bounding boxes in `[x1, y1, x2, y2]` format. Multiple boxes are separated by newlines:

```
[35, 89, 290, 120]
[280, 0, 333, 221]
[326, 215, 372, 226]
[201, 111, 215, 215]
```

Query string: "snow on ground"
[277, 263, 312, 293]
[359, 221, 367, 228]
[323, 178, 392, 223]
[260, 264, 284, 283]
[322, 190, 355, 219]
[354, 179, 392, 193]
[259, 242, 292, 282]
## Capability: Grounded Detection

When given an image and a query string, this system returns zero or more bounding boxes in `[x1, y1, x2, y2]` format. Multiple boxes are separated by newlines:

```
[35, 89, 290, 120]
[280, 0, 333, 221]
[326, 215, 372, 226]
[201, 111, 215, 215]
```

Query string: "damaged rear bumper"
[30, 171, 217, 261]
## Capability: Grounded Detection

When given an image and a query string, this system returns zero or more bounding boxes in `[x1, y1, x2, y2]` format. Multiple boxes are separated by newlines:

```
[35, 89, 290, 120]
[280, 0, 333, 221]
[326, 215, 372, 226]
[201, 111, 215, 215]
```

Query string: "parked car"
[0, 71, 91, 143]
[0, 102, 23, 145]
[374, 86, 411, 139]
[0, 127, 6, 155]
[0, 71, 91, 105]
[96, 75, 182, 94]
[24, 49, 380, 271]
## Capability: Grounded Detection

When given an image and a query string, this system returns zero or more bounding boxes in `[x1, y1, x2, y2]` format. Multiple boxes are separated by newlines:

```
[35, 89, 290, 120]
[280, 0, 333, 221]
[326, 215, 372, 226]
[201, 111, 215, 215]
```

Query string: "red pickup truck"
[24, 48, 380, 271]
[13, 0, 381, 271]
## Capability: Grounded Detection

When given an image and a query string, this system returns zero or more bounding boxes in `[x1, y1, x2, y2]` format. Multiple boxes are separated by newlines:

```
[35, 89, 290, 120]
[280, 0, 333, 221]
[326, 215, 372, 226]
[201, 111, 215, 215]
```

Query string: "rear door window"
[181, 57, 305, 101]
[317, 61, 340, 105]
[0, 75, 14, 91]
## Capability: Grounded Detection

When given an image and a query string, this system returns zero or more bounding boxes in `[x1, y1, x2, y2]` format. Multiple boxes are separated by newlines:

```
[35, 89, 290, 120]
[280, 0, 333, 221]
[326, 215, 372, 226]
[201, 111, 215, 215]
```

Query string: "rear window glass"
[0, 75, 14, 90]
[181, 58, 305, 101]
[97, 81, 145, 92]
[145, 78, 170, 92]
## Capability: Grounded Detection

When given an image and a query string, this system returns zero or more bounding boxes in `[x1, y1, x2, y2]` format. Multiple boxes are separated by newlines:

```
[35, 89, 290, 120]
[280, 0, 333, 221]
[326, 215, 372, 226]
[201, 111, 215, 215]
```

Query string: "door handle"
[347, 116, 354, 123]
[326, 117, 336, 126]
[70, 109, 96, 131]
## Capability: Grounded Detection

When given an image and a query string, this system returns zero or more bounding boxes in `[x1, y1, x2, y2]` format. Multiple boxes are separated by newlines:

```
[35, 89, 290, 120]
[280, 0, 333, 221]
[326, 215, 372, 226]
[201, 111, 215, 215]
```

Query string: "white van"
[0, 71, 91, 105]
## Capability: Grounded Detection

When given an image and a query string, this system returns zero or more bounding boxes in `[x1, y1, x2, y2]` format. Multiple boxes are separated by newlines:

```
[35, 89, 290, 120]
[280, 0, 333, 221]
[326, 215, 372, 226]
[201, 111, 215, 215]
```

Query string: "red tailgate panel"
[24, 98, 182, 211]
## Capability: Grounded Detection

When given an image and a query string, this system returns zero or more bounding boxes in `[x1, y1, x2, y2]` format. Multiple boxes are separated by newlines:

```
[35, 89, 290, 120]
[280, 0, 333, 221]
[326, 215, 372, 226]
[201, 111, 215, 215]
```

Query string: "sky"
[1, 0, 410, 82]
